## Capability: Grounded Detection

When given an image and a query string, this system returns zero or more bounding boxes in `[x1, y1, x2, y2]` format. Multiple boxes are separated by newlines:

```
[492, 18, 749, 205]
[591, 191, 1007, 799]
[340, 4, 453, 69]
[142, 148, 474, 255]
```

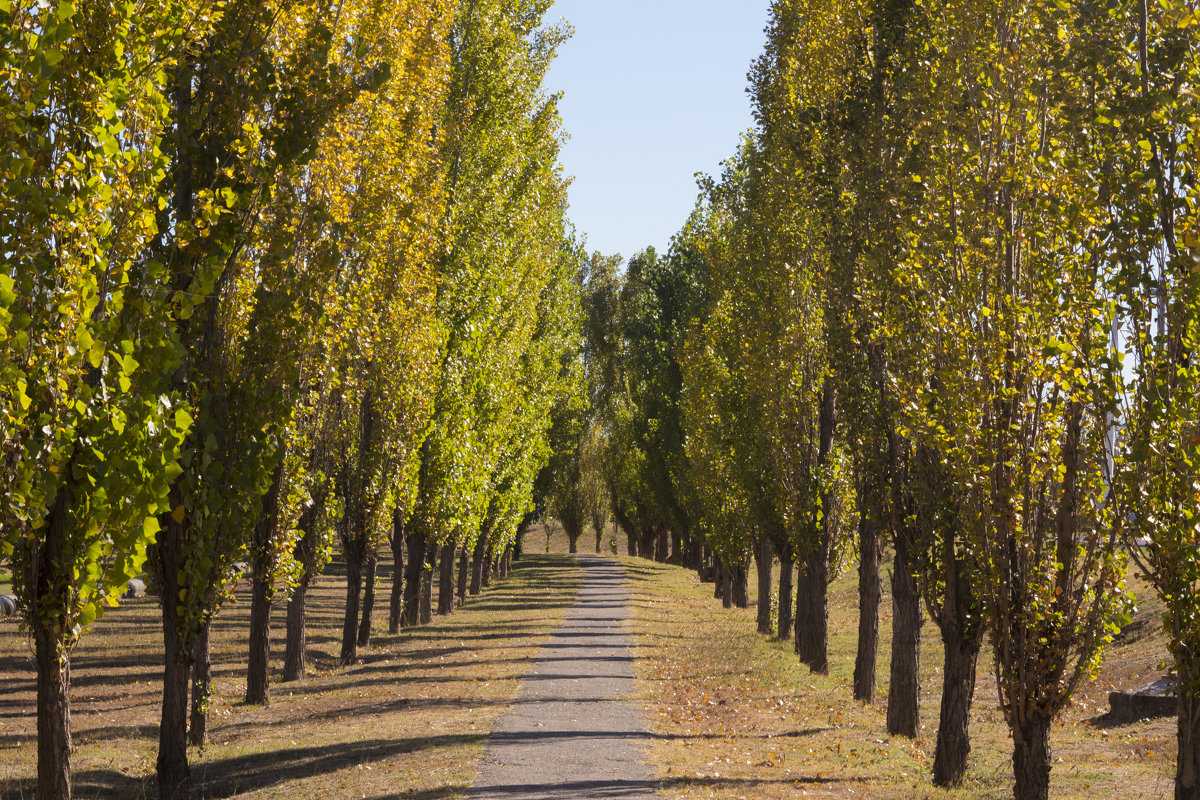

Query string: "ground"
[0, 528, 1179, 799]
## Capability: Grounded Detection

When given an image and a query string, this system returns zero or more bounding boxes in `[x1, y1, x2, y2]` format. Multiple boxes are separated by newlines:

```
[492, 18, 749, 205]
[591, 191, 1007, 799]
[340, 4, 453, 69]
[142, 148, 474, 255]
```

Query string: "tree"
[0, 3, 213, 796]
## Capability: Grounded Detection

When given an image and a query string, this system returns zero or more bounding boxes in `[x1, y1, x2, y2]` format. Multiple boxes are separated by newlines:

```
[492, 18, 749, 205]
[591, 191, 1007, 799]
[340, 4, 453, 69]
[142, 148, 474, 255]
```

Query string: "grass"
[0, 536, 585, 799]
[623, 555, 1178, 800]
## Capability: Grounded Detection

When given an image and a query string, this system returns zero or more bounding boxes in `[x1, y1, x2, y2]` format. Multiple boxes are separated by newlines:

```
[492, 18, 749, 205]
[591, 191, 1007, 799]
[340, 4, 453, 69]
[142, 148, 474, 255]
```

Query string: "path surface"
[468, 554, 657, 799]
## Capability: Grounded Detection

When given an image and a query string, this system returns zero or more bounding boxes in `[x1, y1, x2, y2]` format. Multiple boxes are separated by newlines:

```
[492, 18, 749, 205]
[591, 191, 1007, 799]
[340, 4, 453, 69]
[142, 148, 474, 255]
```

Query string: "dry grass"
[624, 556, 1178, 800]
[0, 540, 583, 799]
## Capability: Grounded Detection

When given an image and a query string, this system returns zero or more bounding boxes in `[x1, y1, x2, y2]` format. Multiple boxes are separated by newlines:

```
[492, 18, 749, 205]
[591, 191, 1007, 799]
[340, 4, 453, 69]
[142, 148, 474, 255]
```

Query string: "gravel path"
[468, 554, 657, 799]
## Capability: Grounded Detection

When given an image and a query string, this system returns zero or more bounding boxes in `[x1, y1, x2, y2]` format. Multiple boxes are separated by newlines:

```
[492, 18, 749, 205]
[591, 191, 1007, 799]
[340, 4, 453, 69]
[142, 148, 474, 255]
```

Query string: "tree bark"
[595, 526, 603, 553]
[777, 541, 794, 641]
[733, 561, 748, 608]
[470, 537, 485, 596]
[437, 540, 455, 615]
[340, 550, 363, 665]
[419, 559, 433, 624]
[158, 617, 191, 800]
[655, 527, 669, 562]
[1177, 677, 1199, 800]
[457, 546, 469, 606]
[283, 579, 308, 682]
[933, 623, 980, 786]
[853, 506, 882, 703]
[887, 539, 922, 737]
[388, 525, 404, 634]
[501, 545, 512, 576]
[245, 461, 283, 705]
[156, 498, 192, 800]
[567, 528, 580, 554]
[482, 545, 494, 587]
[357, 555, 377, 647]
[796, 543, 829, 673]
[34, 620, 71, 800]
[754, 536, 773, 635]
[402, 529, 426, 627]
[245, 567, 272, 705]
[188, 622, 210, 747]
[626, 530, 639, 558]
[670, 531, 683, 564]
[1012, 713, 1052, 800]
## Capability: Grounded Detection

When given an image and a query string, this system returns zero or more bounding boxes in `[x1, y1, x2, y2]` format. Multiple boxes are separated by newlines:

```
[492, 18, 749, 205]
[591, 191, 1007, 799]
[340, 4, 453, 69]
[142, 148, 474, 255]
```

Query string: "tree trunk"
[470, 537, 485, 596]
[502, 545, 512, 576]
[34, 621, 71, 800]
[1012, 713, 1052, 800]
[457, 546, 469, 606]
[188, 622, 210, 747]
[719, 558, 733, 608]
[357, 555, 377, 647]
[796, 543, 829, 673]
[1177, 677, 1199, 800]
[419, 560, 433, 624]
[283, 579, 308, 682]
[245, 462, 283, 706]
[438, 540, 455, 614]
[246, 565, 272, 705]
[777, 541, 794, 641]
[655, 528, 669, 562]
[887, 539, 922, 737]
[402, 530, 426, 627]
[157, 618, 191, 800]
[595, 526, 603, 553]
[340, 550, 363, 665]
[567, 529, 580, 554]
[670, 531, 683, 564]
[482, 545, 494, 587]
[388, 527, 405, 634]
[853, 507, 882, 703]
[724, 561, 744, 609]
[754, 537, 773, 635]
[933, 624, 980, 786]
[626, 531, 639, 558]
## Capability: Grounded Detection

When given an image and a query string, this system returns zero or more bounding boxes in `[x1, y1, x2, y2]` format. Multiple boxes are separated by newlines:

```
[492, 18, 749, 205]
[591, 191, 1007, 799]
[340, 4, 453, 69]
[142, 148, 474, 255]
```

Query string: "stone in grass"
[125, 579, 146, 599]
[0, 595, 16, 617]
[1108, 677, 1177, 723]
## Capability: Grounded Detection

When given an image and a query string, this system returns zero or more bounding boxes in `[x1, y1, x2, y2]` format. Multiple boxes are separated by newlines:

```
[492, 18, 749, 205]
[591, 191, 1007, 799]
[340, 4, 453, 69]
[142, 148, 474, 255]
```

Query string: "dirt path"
[468, 554, 657, 799]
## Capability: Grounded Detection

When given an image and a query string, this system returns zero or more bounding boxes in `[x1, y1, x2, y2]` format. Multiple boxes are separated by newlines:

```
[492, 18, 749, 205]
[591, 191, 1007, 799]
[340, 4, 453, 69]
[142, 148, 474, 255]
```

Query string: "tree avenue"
[5, 1, 1200, 800]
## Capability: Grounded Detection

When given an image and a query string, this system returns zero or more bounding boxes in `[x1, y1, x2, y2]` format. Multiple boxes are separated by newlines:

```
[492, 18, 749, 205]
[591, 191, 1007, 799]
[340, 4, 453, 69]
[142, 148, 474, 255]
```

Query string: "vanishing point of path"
[469, 554, 657, 799]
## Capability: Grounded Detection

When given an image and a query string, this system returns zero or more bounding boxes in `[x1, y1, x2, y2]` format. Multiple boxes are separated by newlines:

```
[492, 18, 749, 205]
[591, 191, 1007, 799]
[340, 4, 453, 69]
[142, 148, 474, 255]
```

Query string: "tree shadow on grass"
[192, 734, 487, 798]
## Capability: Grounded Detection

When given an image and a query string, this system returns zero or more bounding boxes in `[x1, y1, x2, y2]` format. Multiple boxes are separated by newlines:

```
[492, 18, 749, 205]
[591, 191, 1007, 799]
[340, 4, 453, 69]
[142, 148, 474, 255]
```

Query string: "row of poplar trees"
[588, 1, 1200, 800]
[0, 1, 582, 798]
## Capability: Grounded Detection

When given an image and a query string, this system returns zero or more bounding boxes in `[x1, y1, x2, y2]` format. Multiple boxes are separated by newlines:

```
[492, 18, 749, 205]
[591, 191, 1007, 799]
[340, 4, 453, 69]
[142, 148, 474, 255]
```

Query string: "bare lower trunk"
[567, 530, 580, 554]
[626, 531, 639, 558]
[438, 541, 455, 614]
[419, 560, 433, 624]
[388, 529, 404, 634]
[156, 503, 192, 800]
[402, 530, 426, 627]
[470, 537, 485, 595]
[853, 508, 881, 703]
[283, 579, 308, 682]
[357, 555, 377, 647]
[655, 528, 669, 562]
[1177, 675, 1200, 800]
[754, 537, 773, 635]
[188, 622, 210, 747]
[482, 545, 494, 587]
[501, 545, 512, 577]
[670, 531, 683, 563]
[733, 561, 749, 608]
[887, 539, 922, 737]
[1012, 713, 1052, 800]
[158, 620, 191, 800]
[245, 568, 272, 705]
[340, 552, 363, 665]
[796, 543, 829, 673]
[34, 621, 72, 800]
[933, 625, 980, 786]
[595, 527, 603, 553]
[777, 542, 794, 641]
[457, 546, 469, 606]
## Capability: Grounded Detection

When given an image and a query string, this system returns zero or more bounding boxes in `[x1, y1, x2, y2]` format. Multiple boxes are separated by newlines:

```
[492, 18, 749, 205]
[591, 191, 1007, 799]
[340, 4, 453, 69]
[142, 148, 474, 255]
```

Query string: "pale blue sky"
[546, 1, 773, 261]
